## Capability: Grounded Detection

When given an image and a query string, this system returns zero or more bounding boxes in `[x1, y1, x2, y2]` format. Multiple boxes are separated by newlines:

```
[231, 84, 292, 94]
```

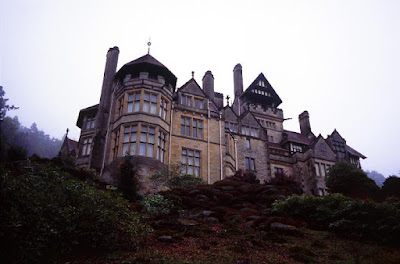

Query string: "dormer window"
[291, 144, 303, 153]
[258, 80, 265, 87]
[194, 98, 204, 109]
[85, 116, 95, 130]
[181, 95, 192, 107]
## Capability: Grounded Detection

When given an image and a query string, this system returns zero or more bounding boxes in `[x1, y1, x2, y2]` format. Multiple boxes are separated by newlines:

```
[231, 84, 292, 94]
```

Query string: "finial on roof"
[191, 71, 194, 79]
[147, 38, 151, 54]
[226, 95, 230, 106]
[66, 128, 69, 137]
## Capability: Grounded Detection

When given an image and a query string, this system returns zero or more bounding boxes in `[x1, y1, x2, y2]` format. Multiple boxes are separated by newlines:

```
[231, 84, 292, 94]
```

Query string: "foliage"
[150, 164, 182, 187]
[0, 116, 62, 162]
[118, 155, 139, 201]
[0, 86, 18, 120]
[225, 169, 260, 184]
[167, 174, 205, 189]
[142, 194, 173, 216]
[0, 165, 150, 263]
[382, 176, 400, 198]
[268, 171, 302, 194]
[326, 162, 380, 199]
[7, 144, 28, 161]
[150, 164, 204, 190]
[272, 194, 400, 245]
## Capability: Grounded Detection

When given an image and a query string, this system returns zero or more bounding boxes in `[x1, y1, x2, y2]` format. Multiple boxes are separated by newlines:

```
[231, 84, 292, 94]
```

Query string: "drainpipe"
[207, 99, 210, 184]
[168, 102, 174, 167]
[219, 111, 223, 180]
[234, 137, 238, 170]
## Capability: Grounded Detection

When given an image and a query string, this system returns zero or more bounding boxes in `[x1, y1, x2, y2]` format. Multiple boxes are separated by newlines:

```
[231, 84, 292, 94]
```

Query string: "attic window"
[258, 80, 265, 87]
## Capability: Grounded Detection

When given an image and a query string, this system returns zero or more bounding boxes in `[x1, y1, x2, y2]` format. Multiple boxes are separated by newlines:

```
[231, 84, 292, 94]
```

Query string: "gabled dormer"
[223, 106, 239, 133]
[311, 135, 337, 161]
[239, 111, 263, 138]
[177, 78, 209, 110]
[240, 73, 282, 108]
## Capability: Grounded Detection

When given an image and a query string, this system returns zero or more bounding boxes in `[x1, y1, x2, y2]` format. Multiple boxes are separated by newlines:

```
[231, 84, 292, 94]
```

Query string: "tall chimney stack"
[202, 70, 214, 100]
[299, 111, 312, 136]
[233, 64, 243, 98]
[90, 46, 119, 171]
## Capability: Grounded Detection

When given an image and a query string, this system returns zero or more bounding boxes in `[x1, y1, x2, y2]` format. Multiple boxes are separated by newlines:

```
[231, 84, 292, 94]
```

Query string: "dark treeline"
[0, 116, 63, 161]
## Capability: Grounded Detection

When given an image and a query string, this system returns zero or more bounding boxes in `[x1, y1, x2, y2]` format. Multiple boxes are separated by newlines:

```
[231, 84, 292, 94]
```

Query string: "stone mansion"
[61, 46, 366, 195]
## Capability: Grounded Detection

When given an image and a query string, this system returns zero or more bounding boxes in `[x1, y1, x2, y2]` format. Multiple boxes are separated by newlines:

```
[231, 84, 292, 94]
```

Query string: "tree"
[0, 86, 18, 120]
[382, 176, 400, 198]
[118, 155, 139, 201]
[326, 162, 380, 200]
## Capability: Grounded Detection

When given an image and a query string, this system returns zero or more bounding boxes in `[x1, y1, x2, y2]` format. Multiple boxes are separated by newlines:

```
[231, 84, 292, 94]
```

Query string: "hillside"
[1, 159, 399, 264]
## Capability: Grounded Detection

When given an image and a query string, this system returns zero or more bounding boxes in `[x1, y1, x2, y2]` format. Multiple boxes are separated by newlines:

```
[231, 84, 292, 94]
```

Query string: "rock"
[201, 210, 215, 217]
[219, 186, 235, 191]
[245, 220, 255, 228]
[178, 218, 198, 226]
[195, 194, 210, 201]
[239, 184, 254, 192]
[270, 222, 297, 231]
[188, 189, 201, 195]
[204, 217, 219, 224]
[158, 235, 173, 243]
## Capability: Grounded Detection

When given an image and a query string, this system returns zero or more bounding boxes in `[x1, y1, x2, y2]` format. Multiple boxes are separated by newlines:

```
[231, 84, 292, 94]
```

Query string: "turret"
[202, 70, 214, 100]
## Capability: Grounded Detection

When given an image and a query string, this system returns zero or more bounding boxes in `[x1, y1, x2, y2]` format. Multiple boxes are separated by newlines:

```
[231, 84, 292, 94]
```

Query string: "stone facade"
[69, 47, 366, 195]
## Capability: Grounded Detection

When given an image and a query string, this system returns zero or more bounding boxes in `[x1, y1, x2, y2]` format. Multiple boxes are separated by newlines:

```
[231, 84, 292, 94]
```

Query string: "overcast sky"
[1, 0, 399, 177]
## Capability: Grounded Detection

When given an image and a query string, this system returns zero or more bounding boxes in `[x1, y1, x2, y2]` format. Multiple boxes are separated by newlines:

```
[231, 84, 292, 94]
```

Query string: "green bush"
[0, 166, 150, 263]
[167, 174, 204, 189]
[142, 194, 173, 216]
[272, 194, 400, 245]
[326, 162, 380, 200]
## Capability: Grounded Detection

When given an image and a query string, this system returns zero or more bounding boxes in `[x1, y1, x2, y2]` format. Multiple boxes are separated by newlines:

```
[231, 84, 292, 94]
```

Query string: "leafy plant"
[326, 162, 380, 200]
[272, 194, 400, 245]
[0, 165, 150, 263]
[118, 155, 139, 201]
[225, 169, 259, 184]
[142, 194, 173, 215]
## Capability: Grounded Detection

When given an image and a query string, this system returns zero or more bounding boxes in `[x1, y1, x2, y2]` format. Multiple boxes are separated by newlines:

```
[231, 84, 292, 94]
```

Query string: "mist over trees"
[0, 86, 62, 161]
[366, 170, 387, 187]
[0, 116, 63, 161]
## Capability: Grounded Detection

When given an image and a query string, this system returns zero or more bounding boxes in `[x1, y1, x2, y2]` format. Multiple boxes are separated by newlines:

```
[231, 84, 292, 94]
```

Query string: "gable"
[223, 107, 239, 123]
[329, 130, 346, 143]
[240, 111, 261, 128]
[312, 136, 336, 161]
[240, 73, 282, 108]
[178, 79, 207, 98]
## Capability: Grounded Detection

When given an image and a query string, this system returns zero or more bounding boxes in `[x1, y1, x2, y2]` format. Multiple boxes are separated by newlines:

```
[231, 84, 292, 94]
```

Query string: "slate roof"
[66, 138, 78, 153]
[240, 73, 282, 108]
[346, 145, 367, 159]
[283, 130, 312, 145]
[76, 104, 98, 128]
[115, 54, 177, 88]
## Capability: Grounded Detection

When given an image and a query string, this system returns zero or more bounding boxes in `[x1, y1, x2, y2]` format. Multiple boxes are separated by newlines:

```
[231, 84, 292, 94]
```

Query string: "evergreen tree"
[326, 162, 380, 199]
[118, 155, 139, 201]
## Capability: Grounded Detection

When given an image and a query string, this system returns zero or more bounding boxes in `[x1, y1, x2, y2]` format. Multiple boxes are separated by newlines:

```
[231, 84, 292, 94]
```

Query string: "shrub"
[382, 176, 400, 198]
[272, 194, 400, 245]
[0, 166, 150, 263]
[326, 162, 380, 200]
[118, 155, 139, 201]
[225, 169, 259, 184]
[142, 194, 173, 216]
[167, 174, 205, 189]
